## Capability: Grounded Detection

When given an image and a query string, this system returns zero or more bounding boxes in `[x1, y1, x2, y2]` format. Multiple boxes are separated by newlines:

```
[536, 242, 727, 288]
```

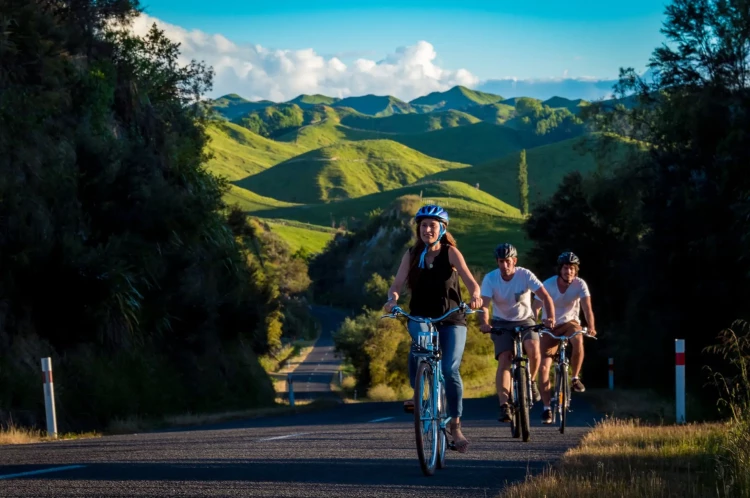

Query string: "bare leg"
[540, 357, 553, 406]
[524, 338, 541, 381]
[570, 335, 584, 378]
[496, 351, 512, 405]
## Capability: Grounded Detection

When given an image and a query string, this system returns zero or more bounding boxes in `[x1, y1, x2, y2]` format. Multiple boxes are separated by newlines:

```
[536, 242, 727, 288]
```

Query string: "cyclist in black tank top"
[384, 205, 482, 454]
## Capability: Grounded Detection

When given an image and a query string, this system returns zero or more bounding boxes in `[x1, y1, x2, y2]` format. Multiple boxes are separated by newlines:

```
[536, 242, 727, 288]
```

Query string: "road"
[1, 307, 601, 496]
[286, 306, 350, 400]
[0, 398, 600, 497]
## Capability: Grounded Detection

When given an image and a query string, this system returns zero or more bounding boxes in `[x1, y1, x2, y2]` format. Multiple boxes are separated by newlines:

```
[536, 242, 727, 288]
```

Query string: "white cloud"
[128, 14, 478, 102]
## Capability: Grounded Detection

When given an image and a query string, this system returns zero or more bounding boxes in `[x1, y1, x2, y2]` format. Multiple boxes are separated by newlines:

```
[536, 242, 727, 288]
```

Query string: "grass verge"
[0, 423, 100, 445]
[499, 418, 725, 498]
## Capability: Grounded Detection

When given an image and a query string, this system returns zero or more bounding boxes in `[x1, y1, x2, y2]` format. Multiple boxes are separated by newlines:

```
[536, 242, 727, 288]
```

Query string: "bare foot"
[450, 419, 469, 453]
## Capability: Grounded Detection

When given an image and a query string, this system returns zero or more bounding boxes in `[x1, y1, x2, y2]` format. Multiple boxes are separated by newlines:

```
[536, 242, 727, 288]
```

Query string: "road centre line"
[0, 465, 87, 480]
[368, 417, 395, 423]
[258, 432, 310, 441]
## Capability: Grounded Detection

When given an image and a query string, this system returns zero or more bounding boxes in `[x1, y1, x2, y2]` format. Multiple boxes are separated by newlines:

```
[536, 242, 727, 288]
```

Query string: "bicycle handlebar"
[489, 322, 547, 335]
[381, 303, 484, 323]
[538, 327, 598, 341]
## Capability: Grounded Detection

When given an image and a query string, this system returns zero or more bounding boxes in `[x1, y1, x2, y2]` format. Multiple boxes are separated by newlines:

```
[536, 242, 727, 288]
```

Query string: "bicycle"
[381, 302, 482, 476]
[538, 327, 597, 433]
[489, 323, 541, 442]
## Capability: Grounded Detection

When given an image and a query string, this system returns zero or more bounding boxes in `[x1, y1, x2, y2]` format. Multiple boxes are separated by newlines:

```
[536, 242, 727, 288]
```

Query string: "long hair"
[407, 222, 457, 290]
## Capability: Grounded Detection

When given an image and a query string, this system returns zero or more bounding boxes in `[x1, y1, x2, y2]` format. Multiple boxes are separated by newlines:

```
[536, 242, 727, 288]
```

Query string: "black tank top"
[408, 244, 467, 326]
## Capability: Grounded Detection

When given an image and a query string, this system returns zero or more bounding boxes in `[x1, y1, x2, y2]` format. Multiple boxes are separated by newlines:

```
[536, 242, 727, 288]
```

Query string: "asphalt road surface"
[1, 397, 600, 497]
[286, 306, 350, 400]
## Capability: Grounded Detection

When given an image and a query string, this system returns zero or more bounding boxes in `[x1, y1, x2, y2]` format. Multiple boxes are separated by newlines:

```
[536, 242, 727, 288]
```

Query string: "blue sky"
[140, 0, 668, 81]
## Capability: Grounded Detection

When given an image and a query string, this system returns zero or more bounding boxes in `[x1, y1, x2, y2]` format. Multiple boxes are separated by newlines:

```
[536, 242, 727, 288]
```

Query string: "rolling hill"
[209, 94, 274, 120]
[543, 96, 589, 113]
[335, 95, 413, 116]
[393, 122, 525, 165]
[288, 94, 341, 107]
[235, 140, 469, 204]
[205, 121, 302, 179]
[339, 109, 480, 134]
[409, 86, 504, 111]
[462, 103, 516, 124]
[249, 181, 527, 268]
[422, 134, 640, 209]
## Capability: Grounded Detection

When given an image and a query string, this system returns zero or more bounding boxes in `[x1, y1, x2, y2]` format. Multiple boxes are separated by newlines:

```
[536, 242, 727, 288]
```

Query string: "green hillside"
[393, 122, 524, 165]
[235, 140, 469, 204]
[232, 103, 345, 138]
[463, 102, 516, 124]
[289, 94, 341, 107]
[260, 219, 338, 255]
[409, 85, 504, 111]
[339, 109, 480, 134]
[205, 121, 302, 180]
[543, 96, 589, 113]
[423, 134, 638, 208]
[223, 184, 300, 212]
[251, 181, 526, 268]
[275, 120, 382, 149]
[210, 94, 274, 120]
[335, 95, 413, 116]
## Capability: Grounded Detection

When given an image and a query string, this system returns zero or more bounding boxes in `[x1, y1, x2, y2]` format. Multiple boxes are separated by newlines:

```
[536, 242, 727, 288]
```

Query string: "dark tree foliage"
[0, 0, 306, 428]
[526, 0, 750, 403]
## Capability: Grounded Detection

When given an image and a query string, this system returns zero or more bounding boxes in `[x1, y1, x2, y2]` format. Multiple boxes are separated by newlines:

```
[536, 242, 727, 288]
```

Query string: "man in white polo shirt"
[479, 243, 555, 423]
[533, 251, 597, 424]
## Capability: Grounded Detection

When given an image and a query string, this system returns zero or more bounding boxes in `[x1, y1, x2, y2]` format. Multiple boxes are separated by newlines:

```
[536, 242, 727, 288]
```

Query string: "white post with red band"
[41, 357, 58, 438]
[675, 339, 686, 424]
[608, 358, 614, 390]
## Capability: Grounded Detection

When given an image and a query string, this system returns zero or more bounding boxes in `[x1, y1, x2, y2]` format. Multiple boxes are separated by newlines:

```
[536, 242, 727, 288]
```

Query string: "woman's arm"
[447, 246, 482, 309]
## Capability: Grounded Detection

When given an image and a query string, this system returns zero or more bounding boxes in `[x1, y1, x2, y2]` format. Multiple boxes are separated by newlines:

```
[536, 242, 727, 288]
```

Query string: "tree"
[517, 149, 529, 215]
[527, 0, 750, 397]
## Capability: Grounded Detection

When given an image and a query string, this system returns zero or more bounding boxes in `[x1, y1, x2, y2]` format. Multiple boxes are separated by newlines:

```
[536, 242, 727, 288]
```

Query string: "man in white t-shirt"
[532, 251, 597, 424]
[479, 243, 555, 423]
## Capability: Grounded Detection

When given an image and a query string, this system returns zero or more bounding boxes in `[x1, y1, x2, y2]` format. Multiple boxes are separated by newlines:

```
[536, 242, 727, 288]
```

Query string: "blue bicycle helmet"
[415, 204, 449, 225]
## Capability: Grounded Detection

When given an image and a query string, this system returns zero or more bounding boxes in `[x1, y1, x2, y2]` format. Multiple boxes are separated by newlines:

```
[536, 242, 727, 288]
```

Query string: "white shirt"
[535, 276, 591, 324]
[481, 267, 544, 321]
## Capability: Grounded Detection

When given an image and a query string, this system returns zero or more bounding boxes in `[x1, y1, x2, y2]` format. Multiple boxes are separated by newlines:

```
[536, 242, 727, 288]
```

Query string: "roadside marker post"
[338, 370, 343, 385]
[608, 358, 614, 390]
[41, 357, 58, 439]
[287, 373, 295, 407]
[675, 339, 686, 424]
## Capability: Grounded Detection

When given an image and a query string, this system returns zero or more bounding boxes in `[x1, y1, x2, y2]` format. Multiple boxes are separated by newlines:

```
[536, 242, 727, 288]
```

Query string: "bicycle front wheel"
[436, 382, 447, 469]
[415, 361, 438, 476]
[516, 366, 531, 442]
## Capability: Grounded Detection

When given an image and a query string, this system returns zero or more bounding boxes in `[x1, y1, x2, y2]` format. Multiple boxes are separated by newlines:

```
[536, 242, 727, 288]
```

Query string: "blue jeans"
[407, 321, 467, 419]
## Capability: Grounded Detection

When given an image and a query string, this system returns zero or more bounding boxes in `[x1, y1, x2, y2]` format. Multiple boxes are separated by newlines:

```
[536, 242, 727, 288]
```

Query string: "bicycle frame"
[539, 328, 596, 430]
[382, 303, 482, 475]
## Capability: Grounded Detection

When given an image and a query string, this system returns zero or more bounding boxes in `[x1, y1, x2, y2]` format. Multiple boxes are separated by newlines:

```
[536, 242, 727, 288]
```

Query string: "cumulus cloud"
[128, 14, 478, 102]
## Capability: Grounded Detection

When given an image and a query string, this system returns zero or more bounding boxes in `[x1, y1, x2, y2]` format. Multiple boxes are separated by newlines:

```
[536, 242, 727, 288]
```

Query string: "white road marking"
[258, 432, 310, 441]
[0, 465, 87, 480]
[368, 417, 395, 423]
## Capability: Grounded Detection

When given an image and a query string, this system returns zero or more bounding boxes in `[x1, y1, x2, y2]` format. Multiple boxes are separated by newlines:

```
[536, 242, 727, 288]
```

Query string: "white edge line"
[369, 416, 395, 423]
[0, 465, 87, 480]
[258, 432, 310, 441]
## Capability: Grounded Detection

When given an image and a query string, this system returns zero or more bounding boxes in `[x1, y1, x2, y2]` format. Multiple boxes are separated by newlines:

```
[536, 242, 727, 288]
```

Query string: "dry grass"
[500, 418, 725, 498]
[0, 423, 100, 445]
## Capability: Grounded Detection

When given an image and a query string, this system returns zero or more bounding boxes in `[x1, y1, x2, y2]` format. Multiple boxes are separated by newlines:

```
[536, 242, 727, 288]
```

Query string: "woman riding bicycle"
[384, 204, 482, 453]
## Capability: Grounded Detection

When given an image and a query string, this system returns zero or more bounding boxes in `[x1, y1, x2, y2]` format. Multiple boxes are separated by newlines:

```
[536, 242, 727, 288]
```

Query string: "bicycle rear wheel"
[436, 382, 447, 469]
[516, 366, 531, 442]
[558, 366, 568, 434]
[415, 361, 438, 476]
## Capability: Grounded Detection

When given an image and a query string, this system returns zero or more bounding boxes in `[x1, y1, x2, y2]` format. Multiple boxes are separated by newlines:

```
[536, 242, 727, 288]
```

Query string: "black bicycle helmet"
[557, 251, 581, 266]
[494, 243, 518, 259]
